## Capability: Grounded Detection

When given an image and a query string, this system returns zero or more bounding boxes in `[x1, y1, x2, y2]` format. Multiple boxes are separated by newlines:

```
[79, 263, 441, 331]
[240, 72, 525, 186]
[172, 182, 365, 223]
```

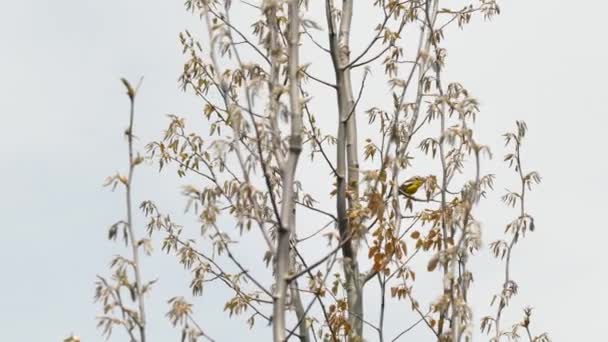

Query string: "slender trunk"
[125, 87, 146, 342]
[325, 0, 363, 338]
[273, 1, 303, 341]
[290, 215, 311, 342]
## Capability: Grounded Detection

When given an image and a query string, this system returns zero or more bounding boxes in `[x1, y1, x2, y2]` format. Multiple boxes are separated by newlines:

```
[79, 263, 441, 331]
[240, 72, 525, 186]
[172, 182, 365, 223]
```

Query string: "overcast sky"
[1, 0, 606, 341]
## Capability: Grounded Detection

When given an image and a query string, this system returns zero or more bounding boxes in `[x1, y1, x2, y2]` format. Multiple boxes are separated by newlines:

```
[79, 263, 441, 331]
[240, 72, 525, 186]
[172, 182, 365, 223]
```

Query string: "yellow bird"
[399, 176, 425, 197]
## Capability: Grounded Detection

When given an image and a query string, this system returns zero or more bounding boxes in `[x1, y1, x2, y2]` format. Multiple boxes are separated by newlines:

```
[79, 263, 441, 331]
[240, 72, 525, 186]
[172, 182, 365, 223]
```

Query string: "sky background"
[1, 0, 607, 341]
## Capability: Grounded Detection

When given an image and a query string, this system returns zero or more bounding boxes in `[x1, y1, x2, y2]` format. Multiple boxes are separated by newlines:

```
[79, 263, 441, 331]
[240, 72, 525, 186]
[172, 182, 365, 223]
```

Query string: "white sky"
[0, 0, 606, 341]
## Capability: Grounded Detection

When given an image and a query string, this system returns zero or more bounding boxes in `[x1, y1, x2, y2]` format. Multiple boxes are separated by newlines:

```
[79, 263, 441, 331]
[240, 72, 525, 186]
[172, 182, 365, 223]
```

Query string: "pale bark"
[289, 222, 311, 342]
[325, 0, 363, 338]
[273, 1, 304, 341]
[124, 84, 147, 342]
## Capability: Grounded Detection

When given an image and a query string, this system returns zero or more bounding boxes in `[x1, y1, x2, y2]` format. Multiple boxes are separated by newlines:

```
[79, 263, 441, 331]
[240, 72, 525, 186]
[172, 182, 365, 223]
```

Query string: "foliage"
[95, 1, 550, 341]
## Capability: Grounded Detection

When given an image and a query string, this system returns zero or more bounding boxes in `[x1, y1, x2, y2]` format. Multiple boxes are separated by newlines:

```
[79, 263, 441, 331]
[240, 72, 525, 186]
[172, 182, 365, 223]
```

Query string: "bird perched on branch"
[399, 176, 425, 197]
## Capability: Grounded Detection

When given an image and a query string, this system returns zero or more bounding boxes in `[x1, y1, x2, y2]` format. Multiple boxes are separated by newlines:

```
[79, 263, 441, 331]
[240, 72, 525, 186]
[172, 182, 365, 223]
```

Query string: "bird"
[399, 176, 425, 197]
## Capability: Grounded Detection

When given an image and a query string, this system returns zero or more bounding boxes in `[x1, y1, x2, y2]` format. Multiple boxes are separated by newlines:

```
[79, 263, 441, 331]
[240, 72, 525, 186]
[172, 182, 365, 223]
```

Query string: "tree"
[94, 1, 550, 341]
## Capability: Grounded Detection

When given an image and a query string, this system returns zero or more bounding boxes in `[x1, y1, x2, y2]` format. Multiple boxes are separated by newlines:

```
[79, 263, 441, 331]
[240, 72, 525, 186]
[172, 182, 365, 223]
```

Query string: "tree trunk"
[326, 0, 363, 339]
[273, 1, 304, 341]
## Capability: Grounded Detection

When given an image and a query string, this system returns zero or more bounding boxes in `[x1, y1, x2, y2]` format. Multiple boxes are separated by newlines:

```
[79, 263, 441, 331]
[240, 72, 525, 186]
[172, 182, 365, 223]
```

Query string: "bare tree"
[96, 1, 551, 342]
[95, 78, 150, 342]
[481, 122, 549, 342]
